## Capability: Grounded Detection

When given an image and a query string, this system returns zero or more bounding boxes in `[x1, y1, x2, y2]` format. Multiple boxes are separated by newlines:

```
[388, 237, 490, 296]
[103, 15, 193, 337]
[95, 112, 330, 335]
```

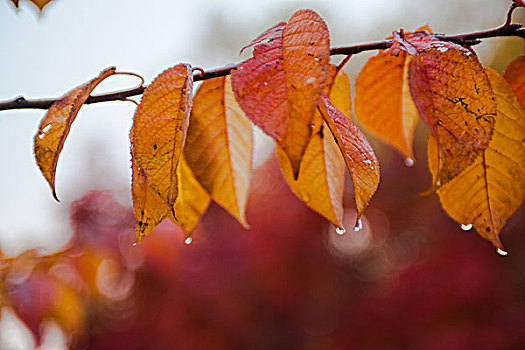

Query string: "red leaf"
[231, 9, 330, 177]
[404, 33, 496, 186]
[318, 93, 380, 222]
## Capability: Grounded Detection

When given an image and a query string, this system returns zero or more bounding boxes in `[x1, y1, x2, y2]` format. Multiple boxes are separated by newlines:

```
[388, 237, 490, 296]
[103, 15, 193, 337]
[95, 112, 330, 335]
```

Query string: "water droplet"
[38, 133, 45, 139]
[496, 248, 508, 256]
[264, 82, 268, 86]
[184, 237, 193, 245]
[132, 243, 137, 247]
[353, 219, 363, 232]
[42, 124, 52, 133]
[404, 157, 415, 167]
[460, 223, 472, 231]
[335, 226, 346, 235]
[314, 57, 320, 61]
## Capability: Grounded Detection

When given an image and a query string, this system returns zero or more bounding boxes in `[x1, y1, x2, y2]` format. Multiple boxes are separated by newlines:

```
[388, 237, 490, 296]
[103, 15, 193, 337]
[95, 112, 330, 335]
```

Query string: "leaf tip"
[51, 188, 60, 202]
[491, 230, 506, 253]
[292, 164, 301, 180]
[239, 218, 251, 230]
[171, 206, 178, 222]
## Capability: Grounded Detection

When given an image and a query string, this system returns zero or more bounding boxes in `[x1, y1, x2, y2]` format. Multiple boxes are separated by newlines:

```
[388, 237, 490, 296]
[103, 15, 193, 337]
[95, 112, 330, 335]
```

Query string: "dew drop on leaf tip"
[184, 237, 193, 245]
[496, 248, 508, 256]
[353, 219, 363, 232]
[335, 226, 346, 235]
[132, 242, 137, 247]
[404, 158, 415, 167]
[460, 223, 473, 231]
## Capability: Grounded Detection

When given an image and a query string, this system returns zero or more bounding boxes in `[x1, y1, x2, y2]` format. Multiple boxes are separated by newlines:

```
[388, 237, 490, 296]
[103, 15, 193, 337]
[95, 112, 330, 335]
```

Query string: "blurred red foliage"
[1, 148, 524, 349]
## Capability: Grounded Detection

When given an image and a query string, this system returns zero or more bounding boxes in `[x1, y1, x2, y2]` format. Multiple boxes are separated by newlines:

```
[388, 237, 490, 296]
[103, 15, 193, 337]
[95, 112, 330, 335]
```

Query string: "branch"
[1, 22, 523, 112]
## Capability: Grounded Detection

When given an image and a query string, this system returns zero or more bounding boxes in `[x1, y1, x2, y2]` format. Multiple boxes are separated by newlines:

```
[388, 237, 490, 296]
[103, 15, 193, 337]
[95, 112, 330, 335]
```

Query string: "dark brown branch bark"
[1, 23, 523, 112]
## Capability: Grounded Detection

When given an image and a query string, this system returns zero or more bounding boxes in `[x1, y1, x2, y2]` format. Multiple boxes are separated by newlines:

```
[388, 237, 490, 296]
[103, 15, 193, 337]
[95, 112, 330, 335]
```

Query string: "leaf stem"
[0, 23, 523, 112]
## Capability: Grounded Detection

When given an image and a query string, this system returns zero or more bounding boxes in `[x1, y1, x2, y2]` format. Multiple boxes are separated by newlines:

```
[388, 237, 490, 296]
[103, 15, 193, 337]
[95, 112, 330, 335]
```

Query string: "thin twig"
[0, 22, 523, 112]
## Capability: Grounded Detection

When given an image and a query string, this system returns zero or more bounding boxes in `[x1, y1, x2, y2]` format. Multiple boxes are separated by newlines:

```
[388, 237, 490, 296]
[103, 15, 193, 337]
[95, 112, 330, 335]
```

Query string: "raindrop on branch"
[404, 157, 415, 167]
[335, 226, 346, 235]
[184, 237, 193, 245]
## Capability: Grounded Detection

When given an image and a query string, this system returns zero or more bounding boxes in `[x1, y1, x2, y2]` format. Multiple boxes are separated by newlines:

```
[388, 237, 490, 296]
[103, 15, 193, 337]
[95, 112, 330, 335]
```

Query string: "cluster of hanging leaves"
[32, 9, 524, 251]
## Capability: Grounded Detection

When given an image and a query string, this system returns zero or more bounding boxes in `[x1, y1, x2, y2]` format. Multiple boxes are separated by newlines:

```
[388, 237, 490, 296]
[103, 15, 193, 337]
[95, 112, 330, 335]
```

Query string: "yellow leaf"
[276, 67, 349, 227]
[34, 67, 116, 200]
[428, 68, 525, 250]
[503, 56, 525, 109]
[184, 76, 252, 228]
[354, 50, 419, 161]
[172, 158, 211, 235]
[231, 9, 330, 178]
[130, 64, 193, 209]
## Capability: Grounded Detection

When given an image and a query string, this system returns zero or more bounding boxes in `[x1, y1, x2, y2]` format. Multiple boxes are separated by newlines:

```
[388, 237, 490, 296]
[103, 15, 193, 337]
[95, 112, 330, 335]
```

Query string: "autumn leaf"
[318, 93, 380, 223]
[184, 76, 252, 228]
[276, 67, 349, 227]
[403, 32, 496, 187]
[240, 22, 287, 54]
[503, 56, 525, 109]
[34, 67, 116, 200]
[354, 49, 419, 162]
[130, 64, 193, 210]
[132, 156, 209, 243]
[231, 9, 330, 178]
[131, 161, 170, 243]
[428, 68, 525, 250]
[172, 158, 211, 235]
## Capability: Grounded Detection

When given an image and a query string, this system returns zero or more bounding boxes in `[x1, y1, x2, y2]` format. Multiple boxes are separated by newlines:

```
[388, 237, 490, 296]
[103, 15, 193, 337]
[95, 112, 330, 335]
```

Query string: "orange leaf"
[231, 9, 330, 178]
[406, 34, 496, 186]
[34, 67, 116, 200]
[184, 76, 252, 228]
[132, 156, 210, 243]
[276, 67, 349, 227]
[503, 56, 525, 109]
[354, 50, 419, 162]
[428, 68, 525, 250]
[319, 93, 380, 222]
[131, 161, 170, 243]
[172, 157, 211, 235]
[130, 64, 193, 210]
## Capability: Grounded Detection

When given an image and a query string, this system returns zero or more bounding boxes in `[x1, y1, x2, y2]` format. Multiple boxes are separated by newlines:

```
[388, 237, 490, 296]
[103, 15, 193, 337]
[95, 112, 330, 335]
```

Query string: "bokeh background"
[0, 0, 524, 349]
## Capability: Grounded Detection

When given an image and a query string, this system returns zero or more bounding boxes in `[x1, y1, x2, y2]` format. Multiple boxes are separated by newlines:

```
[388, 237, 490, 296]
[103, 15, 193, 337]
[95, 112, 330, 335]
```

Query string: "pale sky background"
[0, 0, 521, 348]
[0, 0, 519, 258]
